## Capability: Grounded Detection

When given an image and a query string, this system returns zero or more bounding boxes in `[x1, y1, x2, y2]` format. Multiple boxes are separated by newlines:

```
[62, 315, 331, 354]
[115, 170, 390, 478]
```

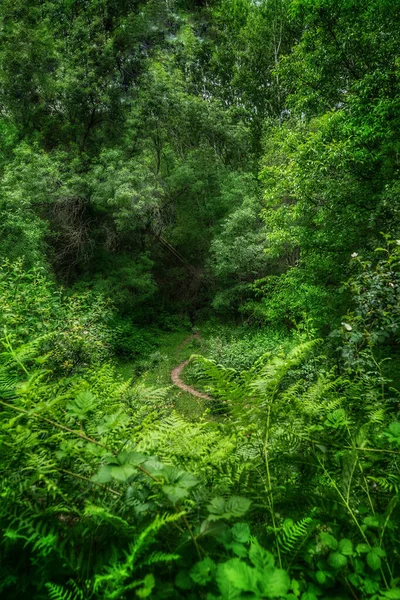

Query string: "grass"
[114, 322, 293, 421]
[115, 328, 208, 420]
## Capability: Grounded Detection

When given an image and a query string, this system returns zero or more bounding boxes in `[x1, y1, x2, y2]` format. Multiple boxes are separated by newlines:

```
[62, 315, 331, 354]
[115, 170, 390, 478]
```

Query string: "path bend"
[170, 334, 212, 400]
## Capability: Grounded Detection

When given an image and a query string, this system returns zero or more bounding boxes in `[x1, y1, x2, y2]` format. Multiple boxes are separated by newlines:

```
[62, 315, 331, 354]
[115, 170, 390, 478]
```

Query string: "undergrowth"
[2, 243, 400, 599]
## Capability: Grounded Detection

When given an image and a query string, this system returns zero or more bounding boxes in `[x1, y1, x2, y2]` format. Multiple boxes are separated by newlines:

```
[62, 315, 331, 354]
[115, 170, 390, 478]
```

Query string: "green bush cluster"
[0, 259, 153, 373]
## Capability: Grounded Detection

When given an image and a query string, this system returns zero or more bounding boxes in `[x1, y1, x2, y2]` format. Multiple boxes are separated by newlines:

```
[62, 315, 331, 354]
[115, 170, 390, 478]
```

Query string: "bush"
[0, 259, 114, 372]
[107, 317, 158, 358]
[199, 324, 291, 370]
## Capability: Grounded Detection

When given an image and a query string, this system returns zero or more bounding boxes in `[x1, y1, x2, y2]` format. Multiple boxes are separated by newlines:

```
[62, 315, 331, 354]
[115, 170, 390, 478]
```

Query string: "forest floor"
[170, 333, 212, 401]
[116, 329, 209, 420]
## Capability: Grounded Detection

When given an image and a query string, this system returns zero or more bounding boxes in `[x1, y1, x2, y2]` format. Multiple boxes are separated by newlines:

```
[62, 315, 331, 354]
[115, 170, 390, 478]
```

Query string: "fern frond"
[0, 366, 18, 397]
[368, 475, 400, 494]
[324, 396, 344, 413]
[366, 408, 386, 423]
[271, 428, 303, 455]
[45, 581, 83, 600]
[278, 515, 314, 557]
[142, 550, 180, 566]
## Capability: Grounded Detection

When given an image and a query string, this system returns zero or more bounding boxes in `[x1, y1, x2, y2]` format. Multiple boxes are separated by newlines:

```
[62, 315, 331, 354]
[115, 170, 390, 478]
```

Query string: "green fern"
[368, 475, 400, 494]
[45, 581, 84, 600]
[0, 365, 18, 398]
[93, 513, 181, 598]
[278, 516, 314, 560]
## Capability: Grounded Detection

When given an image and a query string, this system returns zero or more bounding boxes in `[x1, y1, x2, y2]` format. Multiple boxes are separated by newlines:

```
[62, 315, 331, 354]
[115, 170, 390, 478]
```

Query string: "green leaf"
[161, 466, 199, 489]
[385, 422, 400, 444]
[364, 578, 380, 594]
[136, 574, 155, 598]
[215, 569, 241, 600]
[327, 552, 347, 569]
[315, 571, 327, 585]
[175, 570, 194, 590]
[381, 589, 400, 599]
[67, 391, 97, 421]
[348, 573, 361, 587]
[324, 408, 349, 429]
[231, 542, 248, 558]
[207, 496, 251, 521]
[218, 559, 258, 592]
[208, 497, 226, 515]
[161, 485, 190, 504]
[320, 532, 338, 550]
[231, 522, 251, 544]
[199, 519, 227, 538]
[363, 515, 381, 528]
[110, 464, 136, 482]
[176, 471, 198, 489]
[190, 557, 216, 585]
[291, 579, 300, 596]
[117, 451, 148, 466]
[92, 465, 112, 484]
[367, 551, 381, 571]
[338, 538, 353, 556]
[371, 546, 386, 557]
[224, 496, 252, 518]
[261, 568, 290, 597]
[96, 412, 129, 435]
[249, 540, 274, 570]
[356, 543, 370, 554]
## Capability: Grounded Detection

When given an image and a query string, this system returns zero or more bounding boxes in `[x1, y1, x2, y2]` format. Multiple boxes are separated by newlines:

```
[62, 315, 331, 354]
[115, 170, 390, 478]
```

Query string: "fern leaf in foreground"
[45, 581, 83, 600]
[278, 516, 314, 558]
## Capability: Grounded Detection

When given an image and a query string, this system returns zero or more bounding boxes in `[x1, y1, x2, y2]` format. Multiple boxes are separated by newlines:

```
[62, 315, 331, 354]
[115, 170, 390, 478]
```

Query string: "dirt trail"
[171, 333, 212, 400]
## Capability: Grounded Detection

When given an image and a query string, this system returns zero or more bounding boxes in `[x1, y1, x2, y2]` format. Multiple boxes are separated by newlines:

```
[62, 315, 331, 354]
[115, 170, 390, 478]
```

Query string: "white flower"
[341, 322, 352, 331]
[351, 252, 358, 258]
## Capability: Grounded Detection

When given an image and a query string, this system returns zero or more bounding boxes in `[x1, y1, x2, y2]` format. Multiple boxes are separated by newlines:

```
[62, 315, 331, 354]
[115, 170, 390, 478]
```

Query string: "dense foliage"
[1, 0, 400, 598]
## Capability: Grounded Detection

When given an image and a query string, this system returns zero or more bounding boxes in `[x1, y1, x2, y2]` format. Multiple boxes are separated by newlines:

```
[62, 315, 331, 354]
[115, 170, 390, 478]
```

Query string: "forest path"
[170, 333, 212, 400]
